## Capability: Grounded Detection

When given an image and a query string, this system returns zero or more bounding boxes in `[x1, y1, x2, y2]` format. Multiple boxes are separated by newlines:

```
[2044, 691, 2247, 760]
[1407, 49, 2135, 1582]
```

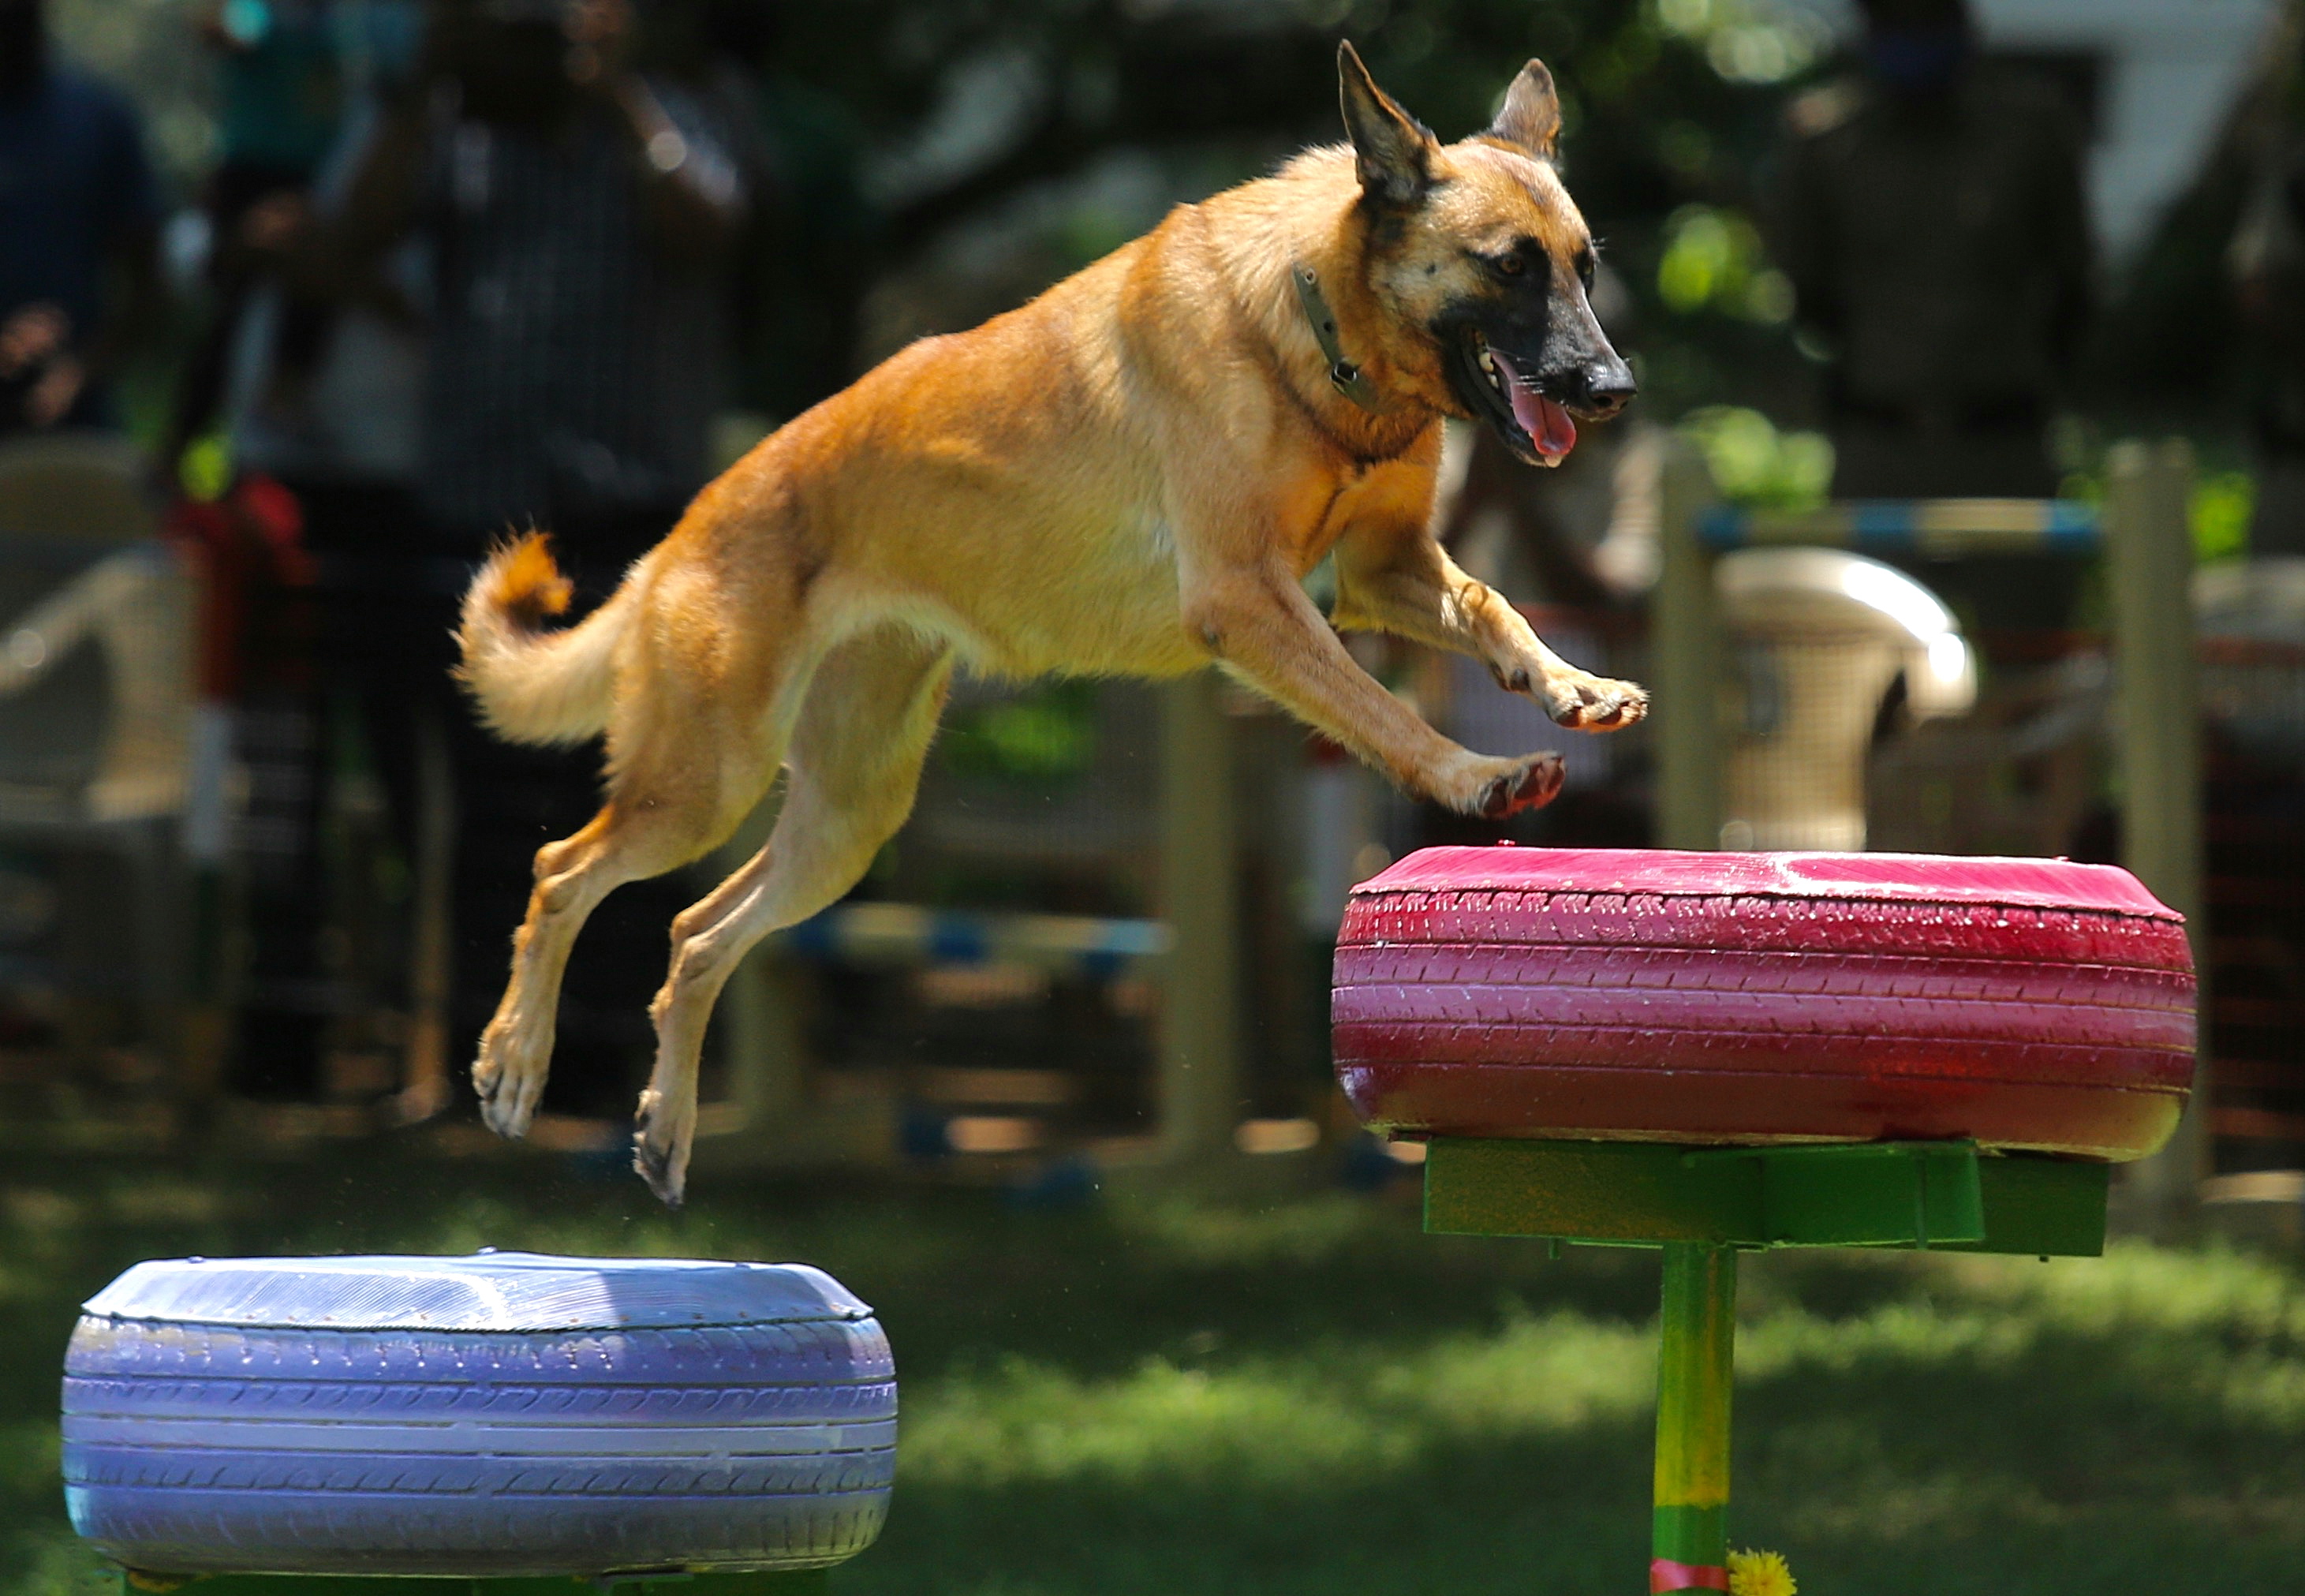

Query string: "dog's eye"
[1495, 252, 1526, 278]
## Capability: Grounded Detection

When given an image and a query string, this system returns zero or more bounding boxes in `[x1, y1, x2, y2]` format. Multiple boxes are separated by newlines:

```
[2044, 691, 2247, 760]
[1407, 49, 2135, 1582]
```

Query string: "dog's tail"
[454, 533, 637, 746]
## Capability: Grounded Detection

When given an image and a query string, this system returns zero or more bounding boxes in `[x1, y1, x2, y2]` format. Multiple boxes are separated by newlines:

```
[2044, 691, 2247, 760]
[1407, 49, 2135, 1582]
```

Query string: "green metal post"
[1652, 1242, 1737, 1593]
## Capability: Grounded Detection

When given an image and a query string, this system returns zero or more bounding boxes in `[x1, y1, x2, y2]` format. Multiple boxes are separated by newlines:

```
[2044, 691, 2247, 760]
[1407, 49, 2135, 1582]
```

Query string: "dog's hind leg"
[633, 630, 955, 1205]
[473, 663, 802, 1140]
[472, 804, 698, 1138]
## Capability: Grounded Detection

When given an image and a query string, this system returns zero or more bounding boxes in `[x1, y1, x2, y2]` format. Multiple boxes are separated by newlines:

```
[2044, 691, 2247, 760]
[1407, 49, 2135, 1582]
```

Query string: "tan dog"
[455, 43, 1646, 1203]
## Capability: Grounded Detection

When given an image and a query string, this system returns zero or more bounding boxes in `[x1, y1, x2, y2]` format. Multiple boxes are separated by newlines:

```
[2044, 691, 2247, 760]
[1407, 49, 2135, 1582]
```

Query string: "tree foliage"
[53, 0, 1833, 417]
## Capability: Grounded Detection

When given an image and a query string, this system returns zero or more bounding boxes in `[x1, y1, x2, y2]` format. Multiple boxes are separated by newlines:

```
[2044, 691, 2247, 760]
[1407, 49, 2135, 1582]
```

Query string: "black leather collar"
[1291, 264, 1390, 413]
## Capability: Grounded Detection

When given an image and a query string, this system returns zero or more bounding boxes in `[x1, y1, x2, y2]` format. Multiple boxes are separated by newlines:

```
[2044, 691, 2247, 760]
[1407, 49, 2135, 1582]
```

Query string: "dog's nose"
[1579, 359, 1637, 420]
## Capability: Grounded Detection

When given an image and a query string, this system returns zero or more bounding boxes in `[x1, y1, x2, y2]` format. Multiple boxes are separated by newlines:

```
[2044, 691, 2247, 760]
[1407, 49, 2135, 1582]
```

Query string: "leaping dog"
[455, 43, 1646, 1203]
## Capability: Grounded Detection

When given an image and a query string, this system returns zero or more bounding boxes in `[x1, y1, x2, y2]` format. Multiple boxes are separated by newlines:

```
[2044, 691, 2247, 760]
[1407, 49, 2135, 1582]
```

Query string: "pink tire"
[1333, 848, 2196, 1161]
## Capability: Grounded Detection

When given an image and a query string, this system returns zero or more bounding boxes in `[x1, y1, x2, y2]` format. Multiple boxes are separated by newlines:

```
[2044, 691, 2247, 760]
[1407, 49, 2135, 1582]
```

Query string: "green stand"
[1422, 1138, 2109, 1592]
[1652, 1243, 1736, 1587]
[121, 1570, 830, 1594]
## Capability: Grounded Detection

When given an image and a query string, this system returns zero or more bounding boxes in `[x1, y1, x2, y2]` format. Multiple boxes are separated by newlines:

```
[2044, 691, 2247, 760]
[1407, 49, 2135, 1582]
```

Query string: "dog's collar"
[1291, 264, 1389, 413]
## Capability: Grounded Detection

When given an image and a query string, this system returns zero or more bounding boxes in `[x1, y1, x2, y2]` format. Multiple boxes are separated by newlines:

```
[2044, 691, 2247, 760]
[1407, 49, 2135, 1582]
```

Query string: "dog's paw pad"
[1477, 753, 1563, 819]
[1550, 676, 1648, 731]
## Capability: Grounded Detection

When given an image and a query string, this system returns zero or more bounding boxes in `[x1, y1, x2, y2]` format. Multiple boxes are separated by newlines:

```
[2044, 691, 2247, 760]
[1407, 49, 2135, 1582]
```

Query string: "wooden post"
[394, 706, 455, 1123]
[714, 791, 809, 1134]
[1653, 439, 1723, 850]
[2105, 439, 2206, 1217]
[1157, 669, 1242, 1162]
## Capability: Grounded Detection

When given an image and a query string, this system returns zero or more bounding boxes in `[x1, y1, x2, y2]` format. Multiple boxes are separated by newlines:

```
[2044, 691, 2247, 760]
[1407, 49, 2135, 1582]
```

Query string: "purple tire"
[62, 1253, 895, 1578]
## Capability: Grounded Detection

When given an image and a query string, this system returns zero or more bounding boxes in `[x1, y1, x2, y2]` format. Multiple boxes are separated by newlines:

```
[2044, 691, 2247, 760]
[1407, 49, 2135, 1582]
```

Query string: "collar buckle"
[1292, 264, 1388, 414]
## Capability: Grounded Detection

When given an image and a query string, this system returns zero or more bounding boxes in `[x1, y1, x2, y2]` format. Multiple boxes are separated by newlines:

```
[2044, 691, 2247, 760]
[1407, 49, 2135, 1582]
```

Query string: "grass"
[3, 1146, 2303, 1594]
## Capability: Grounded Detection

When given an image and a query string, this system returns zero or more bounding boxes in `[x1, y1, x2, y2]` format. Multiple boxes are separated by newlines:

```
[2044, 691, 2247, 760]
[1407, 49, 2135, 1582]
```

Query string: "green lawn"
[3, 1146, 2302, 1594]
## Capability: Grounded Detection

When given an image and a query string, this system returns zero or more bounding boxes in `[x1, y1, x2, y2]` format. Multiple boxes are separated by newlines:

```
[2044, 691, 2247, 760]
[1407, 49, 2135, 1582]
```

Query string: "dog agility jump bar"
[1700, 498, 2100, 557]
[775, 902, 1168, 978]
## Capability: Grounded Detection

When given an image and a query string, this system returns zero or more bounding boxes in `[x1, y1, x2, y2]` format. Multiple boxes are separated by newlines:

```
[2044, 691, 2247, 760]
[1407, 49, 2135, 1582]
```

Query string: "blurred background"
[3, 0, 2305, 1590]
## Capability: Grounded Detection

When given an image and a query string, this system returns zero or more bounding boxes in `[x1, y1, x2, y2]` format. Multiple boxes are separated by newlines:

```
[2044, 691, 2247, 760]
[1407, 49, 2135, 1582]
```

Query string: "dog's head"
[1332, 43, 1634, 467]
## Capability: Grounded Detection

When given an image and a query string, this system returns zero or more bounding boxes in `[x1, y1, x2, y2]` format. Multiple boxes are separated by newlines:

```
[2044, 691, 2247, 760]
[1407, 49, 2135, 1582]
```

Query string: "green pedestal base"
[1425, 1138, 2108, 1256]
[1420, 1138, 2113, 1590]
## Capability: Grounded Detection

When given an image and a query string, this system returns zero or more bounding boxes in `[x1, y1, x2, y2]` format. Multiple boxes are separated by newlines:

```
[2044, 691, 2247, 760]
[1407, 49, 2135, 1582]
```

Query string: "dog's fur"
[455, 45, 1647, 1203]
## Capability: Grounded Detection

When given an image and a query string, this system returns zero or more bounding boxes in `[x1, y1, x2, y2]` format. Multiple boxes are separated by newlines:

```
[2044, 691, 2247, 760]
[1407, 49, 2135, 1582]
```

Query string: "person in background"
[310, 0, 744, 551]
[689, 0, 873, 425]
[1769, 0, 2093, 626]
[2229, 15, 2305, 560]
[220, 0, 428, 481]
[169, 1, 354, 461]
[184, 1, 431, 1112]
[275, 0, 746, 1116]
[0, 0, 163, 436]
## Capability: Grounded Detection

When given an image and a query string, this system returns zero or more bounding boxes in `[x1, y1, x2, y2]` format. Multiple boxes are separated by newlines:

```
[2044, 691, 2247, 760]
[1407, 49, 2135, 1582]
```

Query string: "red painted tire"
[1333, 848, 2195, 1161]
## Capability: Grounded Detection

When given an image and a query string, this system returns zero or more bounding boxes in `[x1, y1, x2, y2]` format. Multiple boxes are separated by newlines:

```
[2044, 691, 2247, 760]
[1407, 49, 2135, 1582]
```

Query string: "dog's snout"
[1577, 358, 1636, 420]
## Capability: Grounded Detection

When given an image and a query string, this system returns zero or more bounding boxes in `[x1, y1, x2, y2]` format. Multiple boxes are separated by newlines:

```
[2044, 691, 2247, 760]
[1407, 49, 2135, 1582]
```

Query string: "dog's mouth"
[1451, 329, 1577, 469]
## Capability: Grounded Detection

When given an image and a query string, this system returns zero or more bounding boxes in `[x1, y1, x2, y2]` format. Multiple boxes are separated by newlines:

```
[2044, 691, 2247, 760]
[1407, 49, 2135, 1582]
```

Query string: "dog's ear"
[1338, 40, 1435, 207]
[1488, 58, 1563, 161]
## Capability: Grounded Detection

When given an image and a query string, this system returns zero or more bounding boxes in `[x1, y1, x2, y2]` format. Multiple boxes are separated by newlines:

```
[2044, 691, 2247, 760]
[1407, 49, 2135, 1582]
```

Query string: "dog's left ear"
[1339, 40, 1436, 207]
[1487, 58, 1563, 162]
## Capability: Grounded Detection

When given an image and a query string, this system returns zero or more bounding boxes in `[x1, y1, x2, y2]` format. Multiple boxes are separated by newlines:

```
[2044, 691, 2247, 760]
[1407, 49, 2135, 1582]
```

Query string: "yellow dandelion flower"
[1728, 1548, 1795, 1596]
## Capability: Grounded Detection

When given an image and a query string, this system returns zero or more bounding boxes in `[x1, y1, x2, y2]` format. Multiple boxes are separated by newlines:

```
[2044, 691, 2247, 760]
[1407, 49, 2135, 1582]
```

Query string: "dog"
[454, 42, 1646, 1204]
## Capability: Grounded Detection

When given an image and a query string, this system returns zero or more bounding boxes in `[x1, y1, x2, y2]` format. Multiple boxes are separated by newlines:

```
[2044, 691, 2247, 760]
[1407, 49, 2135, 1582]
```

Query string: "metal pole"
[2105, 439, 2206, 1217]
[1652, 1242, 1737, 1594]
[1653, 439, 1722, 851]
[1157, 670, 1242, 1162]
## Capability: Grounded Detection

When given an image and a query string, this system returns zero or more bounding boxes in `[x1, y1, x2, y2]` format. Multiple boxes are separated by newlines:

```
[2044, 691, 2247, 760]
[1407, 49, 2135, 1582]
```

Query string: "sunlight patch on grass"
[1112, 1194, 1398, 1270]
[1739, 1301, 2037, 1380]
[1958, 1240, 2305, 1341]
[902, 1312, 1655, 1493]
[907, 1355, 1412, 1489]
[1367, 1310, 1655, 1437]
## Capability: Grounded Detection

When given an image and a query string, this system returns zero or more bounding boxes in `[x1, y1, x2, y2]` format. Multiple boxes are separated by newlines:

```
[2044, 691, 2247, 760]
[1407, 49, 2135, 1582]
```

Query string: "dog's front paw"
[1545, 671, 1649, 731]
[473, 1023, 545, 1139]
[1463, 751, 1563, 819]
[632, 1089, 695, 1209]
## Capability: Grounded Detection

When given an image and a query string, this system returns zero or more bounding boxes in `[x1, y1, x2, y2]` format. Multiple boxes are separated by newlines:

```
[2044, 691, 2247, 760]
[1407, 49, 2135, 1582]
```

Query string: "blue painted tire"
[62, 1253, 895, 1578]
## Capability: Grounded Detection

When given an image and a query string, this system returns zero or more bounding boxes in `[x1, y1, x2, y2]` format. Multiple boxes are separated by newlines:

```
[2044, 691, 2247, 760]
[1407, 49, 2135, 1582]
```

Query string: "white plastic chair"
[0, 432, 197, 1062]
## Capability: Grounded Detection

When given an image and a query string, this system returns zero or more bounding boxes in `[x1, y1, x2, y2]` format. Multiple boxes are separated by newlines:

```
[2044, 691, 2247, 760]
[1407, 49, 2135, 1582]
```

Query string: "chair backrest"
[1716, 548, 1976, 851]
[0, 432, 159, 544]
[0, 434, 191, 821]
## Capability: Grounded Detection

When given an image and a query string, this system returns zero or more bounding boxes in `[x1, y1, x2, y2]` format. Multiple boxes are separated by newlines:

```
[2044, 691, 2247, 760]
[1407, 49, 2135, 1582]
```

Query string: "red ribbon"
[1650, 1559, 1732, 1593]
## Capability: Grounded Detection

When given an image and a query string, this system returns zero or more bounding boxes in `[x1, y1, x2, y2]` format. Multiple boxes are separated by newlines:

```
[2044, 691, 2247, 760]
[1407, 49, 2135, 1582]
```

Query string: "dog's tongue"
[1495, 353, 1577, 459]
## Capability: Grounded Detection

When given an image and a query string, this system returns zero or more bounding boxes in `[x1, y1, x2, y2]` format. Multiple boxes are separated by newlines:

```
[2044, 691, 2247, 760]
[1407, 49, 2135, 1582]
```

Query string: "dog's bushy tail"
[454, 533, 635, 746]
